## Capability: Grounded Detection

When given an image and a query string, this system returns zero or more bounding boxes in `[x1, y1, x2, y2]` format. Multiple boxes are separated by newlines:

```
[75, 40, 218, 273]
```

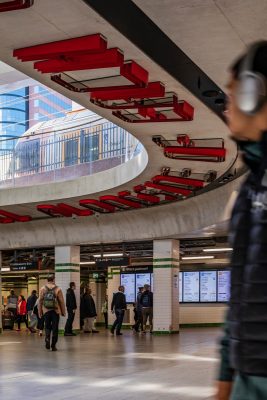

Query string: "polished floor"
[0, 328, 221, 400]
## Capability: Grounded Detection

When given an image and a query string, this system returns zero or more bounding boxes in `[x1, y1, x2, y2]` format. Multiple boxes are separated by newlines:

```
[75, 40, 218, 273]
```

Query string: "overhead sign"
[121, 265, 152, 273]
[10, 261, 38, 271]
[95, 257, 130, 268]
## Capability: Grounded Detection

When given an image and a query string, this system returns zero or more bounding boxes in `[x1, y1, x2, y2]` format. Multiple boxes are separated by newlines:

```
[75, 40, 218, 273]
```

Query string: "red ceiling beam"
[79, 199, 115, 213]
[34, 48, 124, 74]
[120, 61, 148, 86]
[151, 175, 205, 188]
[144, 182, 192, 197]
[0, 0, 34, 12]
[99, 195, 143, 209]
[13, 34, 107, 62]
[0, 217, 14, 224]
[37, 204, 92, 218]
[164, 146, 226, 161]
[91, 82, 165, 101]
[0, 210, 31, 222]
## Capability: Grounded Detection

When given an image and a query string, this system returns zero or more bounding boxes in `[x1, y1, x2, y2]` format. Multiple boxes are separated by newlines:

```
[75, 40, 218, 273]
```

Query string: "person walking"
[33, 297, 44, 336]
[80, 288, 99, 333]
[140, 284, 153, 334]
[26, 290, 38, 333]
[7, 290, 18, 316]
[132, 287, 144, 333]
[38, 274, 66, 351]
[64, 282, 77, 336]
[16, 295, 29, 332]
[216, 41, 267, 400]
[110, 286, 126, 336]
[101, 295, 108, 329]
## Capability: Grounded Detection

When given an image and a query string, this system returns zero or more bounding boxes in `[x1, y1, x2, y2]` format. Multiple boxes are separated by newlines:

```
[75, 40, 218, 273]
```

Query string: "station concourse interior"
[0, 0, 264, 399]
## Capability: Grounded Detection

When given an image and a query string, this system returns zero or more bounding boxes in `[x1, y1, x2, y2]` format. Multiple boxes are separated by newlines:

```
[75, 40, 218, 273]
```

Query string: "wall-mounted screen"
[200, 271, 217, 302]
[136, 273, 151, 297]
[218, 270, 231, 302]
[183, 271, 200, 302]
[120, 273, 135, 303]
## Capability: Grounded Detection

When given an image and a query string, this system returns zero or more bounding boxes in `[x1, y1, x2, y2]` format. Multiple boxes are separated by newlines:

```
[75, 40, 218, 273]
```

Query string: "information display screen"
[179, 273, 183, 302]
[200, 271, 217, 302]
[120, 274, 135, 303]
[218, 270, 231, 302]
[183, 271, 200, 302]
[136, 273, 151, 296]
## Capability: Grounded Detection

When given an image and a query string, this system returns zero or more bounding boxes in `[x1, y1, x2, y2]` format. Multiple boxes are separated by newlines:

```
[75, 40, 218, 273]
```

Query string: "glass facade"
[0, 84, 72, 150]
[0, 87, 29, 150]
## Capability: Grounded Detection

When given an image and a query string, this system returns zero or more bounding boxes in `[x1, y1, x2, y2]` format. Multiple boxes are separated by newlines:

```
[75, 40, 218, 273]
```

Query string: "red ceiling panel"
[13, 34, 107, 61]
[0, 210, 31, 222]
[144, 181, 192, 197]
[79, 199, 115, 213]
[34, 48, 124, 74]
[0, 0, 33, 12]
[151, 175, 205, 188]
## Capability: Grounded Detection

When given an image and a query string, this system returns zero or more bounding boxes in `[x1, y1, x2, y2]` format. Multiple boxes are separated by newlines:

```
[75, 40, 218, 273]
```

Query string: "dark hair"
[32, 290, 37, 295]
[230, 42, 267, 80]
[21, 295, 25, 301]
[47, 274, 55, 282]
[69, 282, 75, 288]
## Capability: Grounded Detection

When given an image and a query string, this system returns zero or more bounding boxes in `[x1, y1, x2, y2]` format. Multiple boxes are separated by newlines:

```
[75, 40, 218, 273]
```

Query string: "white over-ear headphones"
[236, 41, 267, 115]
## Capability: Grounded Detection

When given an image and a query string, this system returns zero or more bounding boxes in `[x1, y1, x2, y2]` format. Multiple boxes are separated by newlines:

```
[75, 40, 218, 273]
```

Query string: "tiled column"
[153, 240, 180, 334]
[90, 281, 106, 324]
[55, 246, 80, 333]
[107, 267, 120, 328]
[0, 252, 2, 333]
[38, 274, 49, 294]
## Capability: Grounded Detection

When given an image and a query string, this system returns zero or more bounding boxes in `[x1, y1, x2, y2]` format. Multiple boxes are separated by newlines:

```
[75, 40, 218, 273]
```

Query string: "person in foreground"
[217, 41, 267, 400]
[38, 274, 66, 351]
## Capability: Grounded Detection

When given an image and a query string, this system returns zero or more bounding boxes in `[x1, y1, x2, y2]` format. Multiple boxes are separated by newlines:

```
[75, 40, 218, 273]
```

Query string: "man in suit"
[110, 286, 126, 336]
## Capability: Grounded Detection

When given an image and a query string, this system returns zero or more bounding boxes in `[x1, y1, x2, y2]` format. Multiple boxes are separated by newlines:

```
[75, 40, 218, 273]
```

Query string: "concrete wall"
[0, 176, 243, 249]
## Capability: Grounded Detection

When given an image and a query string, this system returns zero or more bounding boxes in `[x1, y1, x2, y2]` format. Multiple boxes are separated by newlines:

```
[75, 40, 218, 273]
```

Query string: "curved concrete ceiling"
[0, 0, 261, 245]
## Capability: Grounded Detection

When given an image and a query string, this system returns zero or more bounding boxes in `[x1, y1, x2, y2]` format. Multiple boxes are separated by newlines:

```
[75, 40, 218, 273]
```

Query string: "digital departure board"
[136, 273, 151, 296]
[120, 274, 135, 303]
[183, 271, 200, 302]
[200, 271, 217, 302]
[217, 270, 231, 302]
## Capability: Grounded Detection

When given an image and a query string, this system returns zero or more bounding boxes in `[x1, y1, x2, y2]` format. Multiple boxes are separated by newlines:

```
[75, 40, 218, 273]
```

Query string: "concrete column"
[89, 280, 106, 324]
[107, 267, 120, 328]
[55, 246, 80, 333]
[28, 277, 38, 296]
[153, 239, 180, 334]
[0, 252, 2, 333]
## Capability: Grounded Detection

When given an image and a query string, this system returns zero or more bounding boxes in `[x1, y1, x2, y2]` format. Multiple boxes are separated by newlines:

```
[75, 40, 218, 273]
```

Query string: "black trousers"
[103, 312, 108, 329]
[132, 311, 143, 332]
[17, 315, 28, 330]
[64, 310, 75, 334]
[111, 309, 125, 333]
[44, 310, 60, 347]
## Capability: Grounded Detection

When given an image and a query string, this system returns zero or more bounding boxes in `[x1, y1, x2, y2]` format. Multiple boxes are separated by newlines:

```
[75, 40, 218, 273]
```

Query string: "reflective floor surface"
[0, 328, 221, 400]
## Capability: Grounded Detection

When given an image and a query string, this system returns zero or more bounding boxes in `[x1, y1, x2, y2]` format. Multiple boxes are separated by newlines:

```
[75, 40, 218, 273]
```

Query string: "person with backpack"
[64, 282, 77, 336]
[38, 274, 66, 351]
[140, 284, 153, 334]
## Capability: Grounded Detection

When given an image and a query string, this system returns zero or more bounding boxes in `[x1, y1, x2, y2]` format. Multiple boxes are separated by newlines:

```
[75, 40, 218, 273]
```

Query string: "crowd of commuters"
[4, 278, 154, 351]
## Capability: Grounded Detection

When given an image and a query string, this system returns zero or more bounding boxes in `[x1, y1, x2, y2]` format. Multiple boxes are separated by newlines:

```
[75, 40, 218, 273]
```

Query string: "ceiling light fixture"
[203, 248, 233, 253]
[181, 255, 214, 260]
[80, 261, 96, 265]
[93, 253, 124, 258]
